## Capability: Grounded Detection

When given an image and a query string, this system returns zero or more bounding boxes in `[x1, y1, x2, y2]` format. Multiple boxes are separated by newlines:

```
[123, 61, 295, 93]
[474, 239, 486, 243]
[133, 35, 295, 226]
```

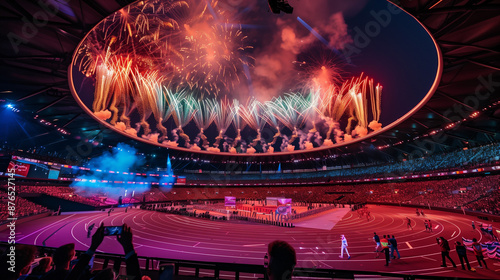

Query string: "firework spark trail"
[93, 64, 114, 116]
[368, 81, 383, 131]
[261, 102, 281, 129]
[332, 82, 354, 121]
[179, 22, 253, 97]
[231, 99, 244, 130]
[268, 93, 317, 132]
[144, 81, 171, 141]
[91, 39, 119, 115]
[108, 56, 134, 126]
[266, 95, 303, 132]
[132, 70, 165, 136]
[239, 99, 267, 146]
[212, 97, 234, 148]
[75, 1, 186, 78]
[261, 103, 282, 146]
[166, 91, 195, 129]
[230, 99, 249, 147]
[165, 91, 196, 146]
[192, 97, 216, 147]
[192, 98, 216, 130]
[319, 84, 348, 143]
[342, 74, 384, 135]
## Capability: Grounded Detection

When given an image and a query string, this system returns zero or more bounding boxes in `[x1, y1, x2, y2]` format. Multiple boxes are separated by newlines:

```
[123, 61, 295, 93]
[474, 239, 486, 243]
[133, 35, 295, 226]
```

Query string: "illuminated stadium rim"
[68, 2, 443, 157]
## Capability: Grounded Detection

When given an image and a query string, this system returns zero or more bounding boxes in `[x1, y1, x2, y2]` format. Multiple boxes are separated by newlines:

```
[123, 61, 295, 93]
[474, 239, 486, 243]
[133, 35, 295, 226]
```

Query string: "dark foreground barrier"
[0, 242, 481, 280]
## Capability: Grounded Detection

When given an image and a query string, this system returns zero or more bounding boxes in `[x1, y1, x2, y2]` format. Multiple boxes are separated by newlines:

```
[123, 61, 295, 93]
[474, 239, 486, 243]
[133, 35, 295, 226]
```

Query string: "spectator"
[67, 223, 141, 280]
[437, 237, 456, 268]
[41, 243, 75, 280]
[89, 268, 115, 280]
[24, 257, 53, 279]
[1, 244, 37, 280]
[266, 240, 296, 280]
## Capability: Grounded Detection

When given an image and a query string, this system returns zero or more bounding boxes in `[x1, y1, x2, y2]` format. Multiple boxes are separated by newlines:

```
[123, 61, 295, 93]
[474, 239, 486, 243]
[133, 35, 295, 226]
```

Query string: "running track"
[1, 205, 499, 279]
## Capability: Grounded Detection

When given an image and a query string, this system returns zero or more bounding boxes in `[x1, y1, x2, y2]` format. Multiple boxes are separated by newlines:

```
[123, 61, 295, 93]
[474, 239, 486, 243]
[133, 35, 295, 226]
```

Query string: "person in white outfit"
[339, 234, 351, 259]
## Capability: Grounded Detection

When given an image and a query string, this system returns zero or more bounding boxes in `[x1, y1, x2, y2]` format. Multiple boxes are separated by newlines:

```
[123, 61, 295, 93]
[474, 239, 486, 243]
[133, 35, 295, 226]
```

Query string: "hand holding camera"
[90, 224, 134, 254]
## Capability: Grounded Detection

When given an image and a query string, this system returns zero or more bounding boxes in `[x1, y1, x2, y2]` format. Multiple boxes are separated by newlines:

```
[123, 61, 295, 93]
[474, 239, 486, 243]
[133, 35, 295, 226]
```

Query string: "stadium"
[1, 0, 499, 279]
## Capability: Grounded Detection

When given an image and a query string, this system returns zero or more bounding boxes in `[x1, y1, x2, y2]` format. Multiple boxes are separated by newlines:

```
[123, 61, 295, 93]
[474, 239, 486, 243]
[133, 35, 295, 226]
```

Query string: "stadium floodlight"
[268, 0, 293, 14]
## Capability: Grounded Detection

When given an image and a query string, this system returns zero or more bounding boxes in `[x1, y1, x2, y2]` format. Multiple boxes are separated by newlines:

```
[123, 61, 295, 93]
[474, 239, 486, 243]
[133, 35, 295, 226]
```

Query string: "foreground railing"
[0, 242, 479, 280]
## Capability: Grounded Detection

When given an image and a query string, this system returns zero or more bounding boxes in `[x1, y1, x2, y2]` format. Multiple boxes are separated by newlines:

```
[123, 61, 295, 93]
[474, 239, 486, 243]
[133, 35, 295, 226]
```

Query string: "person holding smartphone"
[67, 224, 141, 280]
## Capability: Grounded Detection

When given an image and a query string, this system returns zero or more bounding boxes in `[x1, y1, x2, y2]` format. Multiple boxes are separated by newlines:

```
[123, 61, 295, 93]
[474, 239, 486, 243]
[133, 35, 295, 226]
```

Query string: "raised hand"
[117, 224, 134, 254]
[90, 223, 105, 251]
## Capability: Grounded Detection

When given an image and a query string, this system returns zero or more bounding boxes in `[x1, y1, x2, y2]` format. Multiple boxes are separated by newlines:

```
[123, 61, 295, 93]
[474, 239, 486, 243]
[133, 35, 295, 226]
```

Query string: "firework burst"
[176, 21, 254, 97]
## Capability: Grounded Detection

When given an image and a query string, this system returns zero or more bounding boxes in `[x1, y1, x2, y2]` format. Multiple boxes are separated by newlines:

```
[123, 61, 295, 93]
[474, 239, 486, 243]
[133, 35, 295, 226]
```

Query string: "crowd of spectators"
[2, 173, 498, 220]
[464, 187, 500, 215]
[361, 175, 500, 214]
[133, 175, 500, 216]
[4, 141, 498, 185]
[0, 189, 48, 223]
[5, 184, 103, 207]
[123, 174, 500, 216]
[182, 142, 500, 181]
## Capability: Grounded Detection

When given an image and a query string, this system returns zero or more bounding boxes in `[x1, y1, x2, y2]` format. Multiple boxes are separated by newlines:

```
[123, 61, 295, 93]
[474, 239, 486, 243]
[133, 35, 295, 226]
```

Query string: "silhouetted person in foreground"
[25, 256, 53, 279]
[266, 240, 296, 280]
[1, 244, 37, 280]
[437, 237, 456, 268]
[41, 243, 75, 280]
[67, 223, 141, 280]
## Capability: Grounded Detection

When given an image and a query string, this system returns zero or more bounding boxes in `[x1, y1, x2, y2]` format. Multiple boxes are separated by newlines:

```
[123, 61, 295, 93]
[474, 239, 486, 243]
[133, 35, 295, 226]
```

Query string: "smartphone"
[104, 226, 123, 236]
